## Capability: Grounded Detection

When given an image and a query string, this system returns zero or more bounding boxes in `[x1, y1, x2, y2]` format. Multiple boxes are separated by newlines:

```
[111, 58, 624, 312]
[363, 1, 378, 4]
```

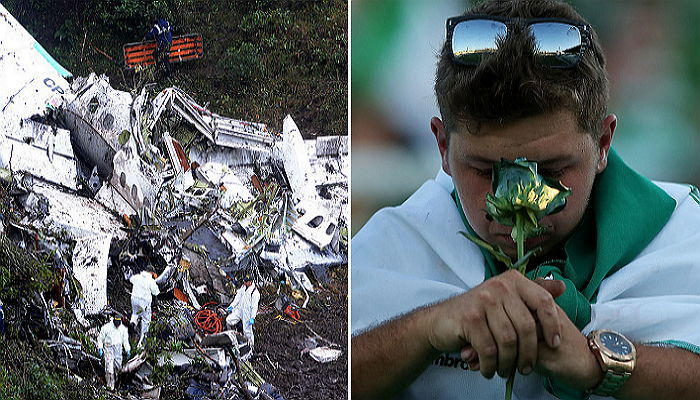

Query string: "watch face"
[600, 331, 633, 356]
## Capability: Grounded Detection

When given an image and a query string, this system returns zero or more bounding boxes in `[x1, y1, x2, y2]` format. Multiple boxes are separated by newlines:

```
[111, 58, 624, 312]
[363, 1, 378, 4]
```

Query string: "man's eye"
[541, 168, 566, 179]
[473, 168, 492, 178]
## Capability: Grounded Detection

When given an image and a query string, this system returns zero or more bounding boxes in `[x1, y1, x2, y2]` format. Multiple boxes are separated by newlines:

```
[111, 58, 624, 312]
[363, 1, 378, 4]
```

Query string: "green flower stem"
[506, 213, 528, 400]
[461, 158, 571, 400]
[515, 213, 526, 273]
[506, 374, 515, 400]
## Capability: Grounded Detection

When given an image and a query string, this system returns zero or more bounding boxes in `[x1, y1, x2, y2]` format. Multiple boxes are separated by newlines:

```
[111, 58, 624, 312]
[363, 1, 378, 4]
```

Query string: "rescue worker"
[226, 274, 260, 351]
[97, 316, 130, 390]
[130, 268, 160, 346]
[145, 18, 173, 77]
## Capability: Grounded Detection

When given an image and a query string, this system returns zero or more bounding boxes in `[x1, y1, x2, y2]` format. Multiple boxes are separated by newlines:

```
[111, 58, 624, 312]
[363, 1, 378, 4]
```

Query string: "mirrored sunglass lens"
[452, 19, 507, 65]
[530, 22, 582, 67]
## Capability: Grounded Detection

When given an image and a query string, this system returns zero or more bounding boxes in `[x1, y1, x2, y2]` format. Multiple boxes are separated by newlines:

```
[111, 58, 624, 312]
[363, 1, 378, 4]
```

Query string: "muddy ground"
[253, 266, 348, 400]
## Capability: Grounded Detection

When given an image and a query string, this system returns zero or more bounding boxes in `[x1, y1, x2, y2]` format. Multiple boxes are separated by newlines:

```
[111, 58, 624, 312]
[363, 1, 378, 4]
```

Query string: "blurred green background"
[352, 0, 700, 234]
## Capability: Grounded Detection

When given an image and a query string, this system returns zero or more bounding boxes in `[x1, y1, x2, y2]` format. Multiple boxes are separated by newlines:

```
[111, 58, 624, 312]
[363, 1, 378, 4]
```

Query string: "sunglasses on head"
[446, 15, 591, 68]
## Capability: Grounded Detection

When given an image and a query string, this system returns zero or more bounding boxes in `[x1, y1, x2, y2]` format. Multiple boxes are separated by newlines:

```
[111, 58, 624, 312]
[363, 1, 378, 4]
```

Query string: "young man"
[351, 1, 700, 399]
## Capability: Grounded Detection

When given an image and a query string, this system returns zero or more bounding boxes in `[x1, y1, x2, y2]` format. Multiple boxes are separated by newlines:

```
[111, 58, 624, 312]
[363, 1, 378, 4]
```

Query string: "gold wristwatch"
[587, 330, 636, 397]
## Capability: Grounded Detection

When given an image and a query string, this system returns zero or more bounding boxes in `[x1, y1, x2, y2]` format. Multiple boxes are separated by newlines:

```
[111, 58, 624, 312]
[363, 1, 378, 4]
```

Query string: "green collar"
[453, 149, 676, 328]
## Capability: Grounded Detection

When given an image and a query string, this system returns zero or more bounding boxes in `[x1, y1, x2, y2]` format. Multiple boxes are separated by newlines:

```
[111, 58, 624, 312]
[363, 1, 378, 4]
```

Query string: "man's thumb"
[534, 277, 566, 299]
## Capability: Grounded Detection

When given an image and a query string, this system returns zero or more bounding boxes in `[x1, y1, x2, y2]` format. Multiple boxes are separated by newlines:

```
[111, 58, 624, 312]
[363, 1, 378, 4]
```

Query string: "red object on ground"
[194, 309, 222, 335]
[283, 304, 301, 322]
[251, 175, 263, 193]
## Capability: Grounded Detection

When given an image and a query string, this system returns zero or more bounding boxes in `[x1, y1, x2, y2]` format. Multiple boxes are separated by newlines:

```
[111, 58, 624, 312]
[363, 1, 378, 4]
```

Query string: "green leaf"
[459, 231, 513, 266]
[526, 208, 538, 227]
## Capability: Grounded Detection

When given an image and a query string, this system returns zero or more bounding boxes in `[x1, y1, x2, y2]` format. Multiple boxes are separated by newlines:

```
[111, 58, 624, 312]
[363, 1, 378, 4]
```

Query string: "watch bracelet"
[591, 369, 631, 397]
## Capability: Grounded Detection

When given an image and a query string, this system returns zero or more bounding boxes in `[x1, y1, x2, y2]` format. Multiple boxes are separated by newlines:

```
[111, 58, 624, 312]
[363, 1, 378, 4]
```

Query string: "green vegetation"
[0, 219, 100, 398]
[4, 0, 348, 137]
[141, 308, 192, 398]
[0, 338, 108, 400]
[0, 234, 58, 301]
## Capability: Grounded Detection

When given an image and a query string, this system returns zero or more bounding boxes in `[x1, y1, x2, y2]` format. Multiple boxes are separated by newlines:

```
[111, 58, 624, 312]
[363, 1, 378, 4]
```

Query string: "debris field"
[0, 5, 348, 400]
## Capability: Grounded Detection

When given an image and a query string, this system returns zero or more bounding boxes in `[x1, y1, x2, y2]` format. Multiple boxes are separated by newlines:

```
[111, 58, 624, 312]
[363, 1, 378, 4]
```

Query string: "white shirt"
[97, 321, 130, 353]
[130, 271, 160, 302]
[352, 170, 700, 399]
[229, 283, 260, 321]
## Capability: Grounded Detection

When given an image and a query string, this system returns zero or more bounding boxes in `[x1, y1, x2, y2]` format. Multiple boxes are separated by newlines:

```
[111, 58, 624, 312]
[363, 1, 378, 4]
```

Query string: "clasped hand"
[426, 270, 600, 389]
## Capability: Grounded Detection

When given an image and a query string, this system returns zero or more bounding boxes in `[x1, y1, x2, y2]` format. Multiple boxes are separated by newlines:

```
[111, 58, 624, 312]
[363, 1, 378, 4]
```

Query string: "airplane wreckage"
[0, 4, 347, 399]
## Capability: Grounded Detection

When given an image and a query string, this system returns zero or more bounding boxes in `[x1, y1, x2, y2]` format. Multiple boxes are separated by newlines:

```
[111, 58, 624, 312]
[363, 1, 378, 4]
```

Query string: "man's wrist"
[586, 330, 637, 397]
[583, 344, 606, 392]
[555, 333, 606, 392]
[410, 303, 444, 357]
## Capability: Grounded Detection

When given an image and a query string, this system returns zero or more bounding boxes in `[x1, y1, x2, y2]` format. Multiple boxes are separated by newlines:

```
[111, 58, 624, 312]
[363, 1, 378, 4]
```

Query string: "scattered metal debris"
[309, 347, 343, 363]
[0, 4, 347, 399]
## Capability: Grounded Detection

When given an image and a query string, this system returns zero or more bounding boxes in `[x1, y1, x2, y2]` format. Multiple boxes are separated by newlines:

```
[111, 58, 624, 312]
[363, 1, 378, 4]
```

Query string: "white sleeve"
[584, 187, 700, 354]
[229, 287, 243, 309]
[121, 327, 131, 354]
[251, 289, 260, 317]
[97, 326, 106, 349]
[150, 279, 160, 296]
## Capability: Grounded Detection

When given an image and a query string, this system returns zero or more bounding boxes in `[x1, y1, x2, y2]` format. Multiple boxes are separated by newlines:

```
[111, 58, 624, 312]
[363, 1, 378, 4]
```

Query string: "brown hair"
[435, 0, 608, 137]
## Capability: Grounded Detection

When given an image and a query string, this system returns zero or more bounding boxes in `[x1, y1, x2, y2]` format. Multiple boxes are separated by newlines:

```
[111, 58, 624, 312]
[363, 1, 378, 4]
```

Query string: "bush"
[94, 0, 181, 38]
[219, 42, 266, 84]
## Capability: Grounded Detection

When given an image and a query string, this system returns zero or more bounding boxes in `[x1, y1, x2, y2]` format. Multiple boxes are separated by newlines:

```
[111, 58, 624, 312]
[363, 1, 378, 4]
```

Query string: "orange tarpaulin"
[123, 34, 203, 69]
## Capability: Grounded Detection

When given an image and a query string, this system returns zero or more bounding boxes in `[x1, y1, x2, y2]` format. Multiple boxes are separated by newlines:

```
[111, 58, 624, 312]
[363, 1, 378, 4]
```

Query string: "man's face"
[433, 110, 615, 259]
[244, 280, 252, 287]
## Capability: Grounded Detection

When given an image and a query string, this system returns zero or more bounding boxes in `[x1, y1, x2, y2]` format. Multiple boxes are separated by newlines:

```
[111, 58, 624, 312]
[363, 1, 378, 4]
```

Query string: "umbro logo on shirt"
[433, 353, 470, 371]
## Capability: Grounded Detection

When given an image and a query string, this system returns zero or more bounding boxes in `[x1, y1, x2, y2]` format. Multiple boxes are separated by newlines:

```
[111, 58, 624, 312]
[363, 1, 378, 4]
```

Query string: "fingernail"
[521, 365, 532, 375]
[461, 348, 473, 361]
[552, 334, 561, 348]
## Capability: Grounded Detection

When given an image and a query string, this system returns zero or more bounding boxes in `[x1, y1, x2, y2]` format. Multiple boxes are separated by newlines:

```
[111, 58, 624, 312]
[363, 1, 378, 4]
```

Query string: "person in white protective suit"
[225, 274, 260, 350]
[130, 269, 160, 345]
[97, 316, 130, 390]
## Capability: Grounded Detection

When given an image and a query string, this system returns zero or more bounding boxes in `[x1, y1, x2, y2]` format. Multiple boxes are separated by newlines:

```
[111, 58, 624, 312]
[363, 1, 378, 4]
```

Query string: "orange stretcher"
[123, 34, 203, 69]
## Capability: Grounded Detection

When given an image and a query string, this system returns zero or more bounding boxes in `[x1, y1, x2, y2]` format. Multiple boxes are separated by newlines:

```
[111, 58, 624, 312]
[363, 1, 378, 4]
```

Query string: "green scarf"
[453, 150, 675, 399]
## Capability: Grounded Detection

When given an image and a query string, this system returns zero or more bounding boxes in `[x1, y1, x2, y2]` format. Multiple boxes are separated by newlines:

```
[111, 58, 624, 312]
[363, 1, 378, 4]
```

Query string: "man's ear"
[596, 114, 616, 173]
[431, 117, 451, 176]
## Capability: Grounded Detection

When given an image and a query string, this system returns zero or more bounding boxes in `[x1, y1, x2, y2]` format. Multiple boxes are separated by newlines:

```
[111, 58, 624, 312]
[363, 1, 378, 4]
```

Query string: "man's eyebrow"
[462, 155, 575, 165]
[536, 156, 574, 166]
[463, 156, 498, 164]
